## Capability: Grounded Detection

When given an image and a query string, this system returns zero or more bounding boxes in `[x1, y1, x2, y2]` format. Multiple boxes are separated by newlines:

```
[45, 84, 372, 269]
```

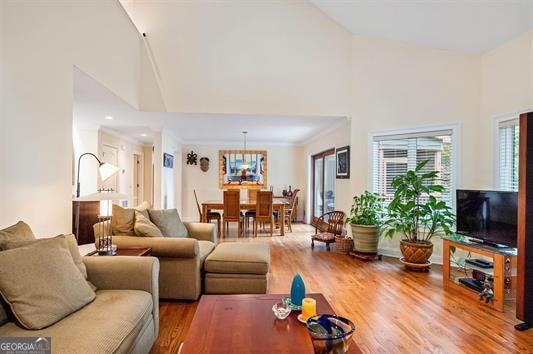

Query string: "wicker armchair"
[311, 211, 346, 251]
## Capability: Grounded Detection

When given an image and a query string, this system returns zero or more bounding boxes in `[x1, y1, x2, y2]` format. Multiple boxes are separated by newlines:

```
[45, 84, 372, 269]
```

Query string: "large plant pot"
[400, 239, 433, 264]
[350, 224, 379, 254]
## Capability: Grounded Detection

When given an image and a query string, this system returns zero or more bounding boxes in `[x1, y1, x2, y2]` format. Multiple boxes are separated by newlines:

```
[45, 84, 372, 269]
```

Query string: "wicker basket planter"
[400, 239, 433, 264]
[334, 235, 354, 255]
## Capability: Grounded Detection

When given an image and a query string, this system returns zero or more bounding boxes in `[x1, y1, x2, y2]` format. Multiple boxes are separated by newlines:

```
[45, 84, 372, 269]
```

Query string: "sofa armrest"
[84, 256, 160, 335]
[110, 236, 199, 258]
[84, 256, 159, 293]
[185, 222, 216, 243]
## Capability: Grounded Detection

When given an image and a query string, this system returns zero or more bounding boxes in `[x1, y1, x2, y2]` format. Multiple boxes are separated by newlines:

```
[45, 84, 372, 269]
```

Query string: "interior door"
[312, 148, 335, 225]
[100, 144, 118, 192]
[133, 154, 143, 205]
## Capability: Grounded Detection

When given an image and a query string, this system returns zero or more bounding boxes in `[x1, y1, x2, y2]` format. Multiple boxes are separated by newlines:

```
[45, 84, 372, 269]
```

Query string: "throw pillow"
[111, 201, 151, 235]
[1, 234, 88, 279]
[0, 221, 35, 243]
[0, 298, 11, 326]
[0, 236, 95, 329]
[148, 208, 188, 237]
[134, 210, 163, 237]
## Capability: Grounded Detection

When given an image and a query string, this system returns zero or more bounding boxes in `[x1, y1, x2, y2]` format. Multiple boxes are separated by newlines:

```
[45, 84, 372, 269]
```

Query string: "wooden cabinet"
[72, 201, 100, 245]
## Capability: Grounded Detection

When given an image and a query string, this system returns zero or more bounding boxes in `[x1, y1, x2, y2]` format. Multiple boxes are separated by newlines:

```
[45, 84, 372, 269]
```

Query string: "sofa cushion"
[1, 234, 88, 279]
[148, 209, 188, 238]
[205, 242, 270, 275]
[198, 241, 215, 265]
[134, 210, 163, 237]
[0, 221, 35, 326]
[0, 290, 153, 354]
[0, 236, 95, 329]
[112, 201, 151, 236]
[0, 221, 35, 243]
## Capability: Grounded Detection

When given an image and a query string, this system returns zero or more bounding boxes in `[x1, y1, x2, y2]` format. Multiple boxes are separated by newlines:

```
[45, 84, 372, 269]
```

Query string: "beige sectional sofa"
[95, 221, 216, 300]
[0, 221, 160, 354]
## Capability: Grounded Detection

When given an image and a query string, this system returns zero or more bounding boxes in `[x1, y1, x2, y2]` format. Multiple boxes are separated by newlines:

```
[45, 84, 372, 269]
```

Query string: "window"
[372, 130, 454, 206]
[498, 118, 519, 191]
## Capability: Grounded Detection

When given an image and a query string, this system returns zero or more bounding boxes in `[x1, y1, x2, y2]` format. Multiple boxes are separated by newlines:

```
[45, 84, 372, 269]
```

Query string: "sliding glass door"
[312, 149, 335, 224]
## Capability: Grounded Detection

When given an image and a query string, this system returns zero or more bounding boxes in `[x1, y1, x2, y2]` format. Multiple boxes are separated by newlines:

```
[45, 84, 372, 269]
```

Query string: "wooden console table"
[443, 236, 517, 312]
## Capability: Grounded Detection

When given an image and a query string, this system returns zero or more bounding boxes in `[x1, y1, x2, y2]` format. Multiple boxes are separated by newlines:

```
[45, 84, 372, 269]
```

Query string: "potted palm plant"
[346, 191, 384, 254]
[381, 160, 455, 265]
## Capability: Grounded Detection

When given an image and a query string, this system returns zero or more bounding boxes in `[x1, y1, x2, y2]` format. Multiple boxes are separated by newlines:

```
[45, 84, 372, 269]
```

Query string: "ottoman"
[204, 242, 270, 294]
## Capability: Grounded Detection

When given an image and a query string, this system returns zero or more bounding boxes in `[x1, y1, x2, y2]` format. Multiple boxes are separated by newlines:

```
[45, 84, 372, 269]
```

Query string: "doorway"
[133, 153, 143, 206]
[312, 148, 336, 224]
[100, 144, 119, 191]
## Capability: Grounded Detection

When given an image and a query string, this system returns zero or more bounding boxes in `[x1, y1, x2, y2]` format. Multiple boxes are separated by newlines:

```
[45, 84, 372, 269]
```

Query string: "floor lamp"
[73, 152, 119, 243]
[76, 152, 119, 198]
[74, 190, 128, 255]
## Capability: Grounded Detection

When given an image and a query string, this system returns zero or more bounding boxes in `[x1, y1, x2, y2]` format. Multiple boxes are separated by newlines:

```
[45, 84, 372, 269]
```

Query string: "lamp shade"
[98, 162, 119, 182]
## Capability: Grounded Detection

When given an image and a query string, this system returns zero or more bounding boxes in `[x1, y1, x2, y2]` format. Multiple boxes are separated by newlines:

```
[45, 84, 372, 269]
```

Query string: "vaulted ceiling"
[311, 0, 533, 53]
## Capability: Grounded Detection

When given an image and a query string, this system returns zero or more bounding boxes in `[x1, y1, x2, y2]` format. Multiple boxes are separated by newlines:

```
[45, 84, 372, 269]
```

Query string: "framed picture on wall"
[336, 145, 350, 179]
[163, 153, 174, 168]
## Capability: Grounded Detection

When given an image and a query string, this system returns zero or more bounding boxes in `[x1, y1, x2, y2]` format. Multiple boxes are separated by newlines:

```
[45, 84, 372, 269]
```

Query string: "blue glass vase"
[290, 274, 306, 307]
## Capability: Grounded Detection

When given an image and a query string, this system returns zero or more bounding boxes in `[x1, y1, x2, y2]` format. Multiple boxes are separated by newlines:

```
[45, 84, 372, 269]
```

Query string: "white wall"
[72, 126, 99, 197]
[348, 36, 481, 263]
[1, 0, 142, 236]
[181, 144, 305, 221]
[302, 122, 351, 224]
[121, 0, 351, 117]
[478, 30, 533, 188]
[151, 129, 182, 211]
[160, 129, 182, 211]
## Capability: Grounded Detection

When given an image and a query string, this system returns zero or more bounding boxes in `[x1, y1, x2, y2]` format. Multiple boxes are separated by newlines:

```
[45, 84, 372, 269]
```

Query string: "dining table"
[200, 199, 290, 236]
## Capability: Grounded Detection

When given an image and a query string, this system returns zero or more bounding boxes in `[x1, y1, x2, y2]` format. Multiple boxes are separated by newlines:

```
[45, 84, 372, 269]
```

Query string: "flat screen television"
[456, 189, 518, 248]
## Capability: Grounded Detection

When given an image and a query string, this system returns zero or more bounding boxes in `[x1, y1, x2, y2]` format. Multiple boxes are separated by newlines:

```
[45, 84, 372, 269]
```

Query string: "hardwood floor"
[152, 224, 533, 354]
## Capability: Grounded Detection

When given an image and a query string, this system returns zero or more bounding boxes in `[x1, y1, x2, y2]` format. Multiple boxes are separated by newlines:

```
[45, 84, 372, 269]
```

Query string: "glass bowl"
[306, 314, 355, 354]
[272, 301, 292, 320]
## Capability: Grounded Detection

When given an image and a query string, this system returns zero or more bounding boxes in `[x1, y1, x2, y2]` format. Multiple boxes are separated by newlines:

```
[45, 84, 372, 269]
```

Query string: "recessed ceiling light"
[140, 133, 147, 137]
[104, 116, 113, 120]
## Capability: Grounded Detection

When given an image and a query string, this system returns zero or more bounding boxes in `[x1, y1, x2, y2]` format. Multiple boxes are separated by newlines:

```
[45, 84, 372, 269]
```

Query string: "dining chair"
[253, 191, 274, 237]
[244, 189, 259, 232]
[285, 189, 300, 232]
[223, 189, 243, 238]
[311, 211, 346, 251]
[194, 190, 221, 236]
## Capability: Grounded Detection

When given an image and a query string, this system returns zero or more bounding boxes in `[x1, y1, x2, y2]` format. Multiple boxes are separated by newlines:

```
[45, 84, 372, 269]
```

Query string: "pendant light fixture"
[241, 131, 249, 170]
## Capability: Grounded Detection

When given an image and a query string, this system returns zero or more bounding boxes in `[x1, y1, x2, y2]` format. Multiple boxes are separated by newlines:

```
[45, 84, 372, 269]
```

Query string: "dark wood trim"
[311, 148, 335, 225]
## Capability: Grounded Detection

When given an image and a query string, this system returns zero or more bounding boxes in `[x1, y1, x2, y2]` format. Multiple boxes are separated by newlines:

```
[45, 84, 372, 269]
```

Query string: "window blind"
[372, 130, 454, 206]
[498, 119, 519, 191]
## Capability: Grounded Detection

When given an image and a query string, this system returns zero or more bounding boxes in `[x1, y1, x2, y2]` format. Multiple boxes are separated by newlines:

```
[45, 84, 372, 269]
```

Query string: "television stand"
[468, 238, 508, 248]
[515, 322, 531, 331]
[443, 236, 517, 312]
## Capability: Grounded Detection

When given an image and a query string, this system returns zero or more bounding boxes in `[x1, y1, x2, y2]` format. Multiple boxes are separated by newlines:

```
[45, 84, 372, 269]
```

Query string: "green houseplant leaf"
[381, 160, 456, 243]
[346, 190, 384, 227]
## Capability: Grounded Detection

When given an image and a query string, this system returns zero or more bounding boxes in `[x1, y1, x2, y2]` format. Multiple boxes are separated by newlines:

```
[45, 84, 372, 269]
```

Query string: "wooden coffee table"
[180, 293, 361, 354]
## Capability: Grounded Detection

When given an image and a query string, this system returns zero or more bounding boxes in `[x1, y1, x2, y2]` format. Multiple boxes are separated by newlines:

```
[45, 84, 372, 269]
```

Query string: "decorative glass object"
[290, 274, 306, 307]
[272, 301, 291, 320]
[306, 315, 355, 354]
[282, 297, 302, 311]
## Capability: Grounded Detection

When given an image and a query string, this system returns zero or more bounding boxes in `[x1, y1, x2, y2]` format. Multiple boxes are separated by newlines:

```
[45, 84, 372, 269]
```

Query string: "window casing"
[372, 130, 454, 206]
[497, 118, 519, 192]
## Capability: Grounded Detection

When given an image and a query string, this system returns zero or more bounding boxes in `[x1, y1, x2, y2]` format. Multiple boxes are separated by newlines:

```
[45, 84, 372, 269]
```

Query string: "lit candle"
[301, 298, 317, 321]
